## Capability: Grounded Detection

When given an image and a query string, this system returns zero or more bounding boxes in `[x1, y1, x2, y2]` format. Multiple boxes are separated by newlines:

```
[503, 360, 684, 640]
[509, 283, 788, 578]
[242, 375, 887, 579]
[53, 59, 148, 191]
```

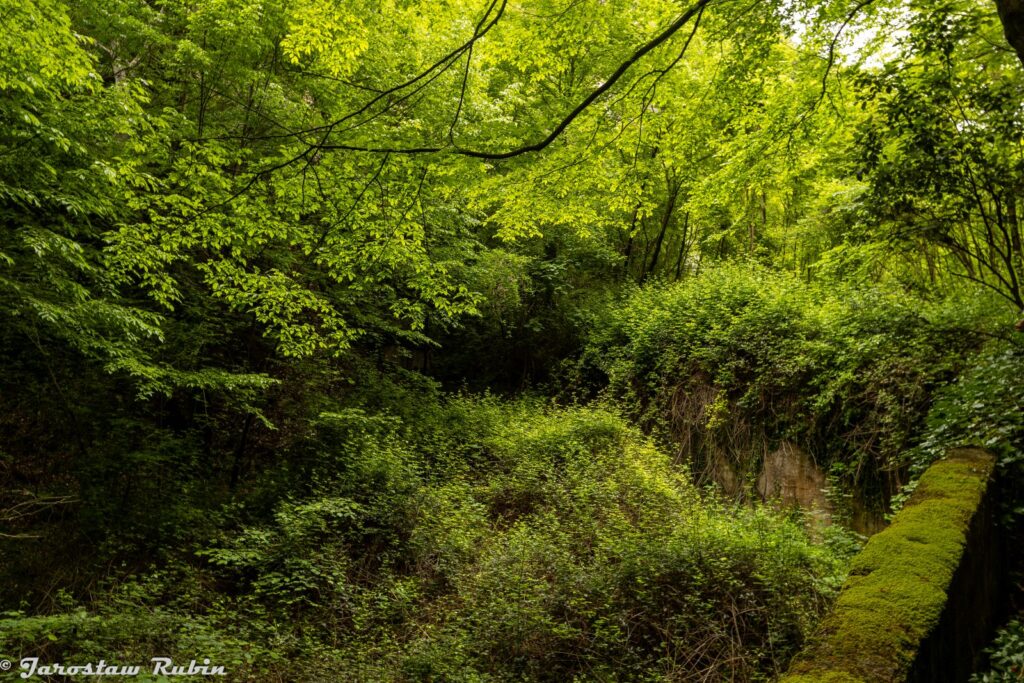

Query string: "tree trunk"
[673, 211, 691, 280]
[623, 203, 641, 278]
[996, 0, 1024, 67]
[642, 183, 680, 282]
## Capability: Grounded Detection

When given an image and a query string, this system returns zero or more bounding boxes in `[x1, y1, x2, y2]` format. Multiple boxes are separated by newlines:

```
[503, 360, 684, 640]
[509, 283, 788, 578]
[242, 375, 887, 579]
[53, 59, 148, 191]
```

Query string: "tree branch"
[319, 0, 713, 159]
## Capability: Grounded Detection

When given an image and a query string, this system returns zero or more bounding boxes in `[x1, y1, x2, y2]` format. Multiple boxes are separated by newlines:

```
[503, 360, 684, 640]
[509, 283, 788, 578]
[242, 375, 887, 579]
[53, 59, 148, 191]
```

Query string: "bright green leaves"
[0, 1, 169, 385]
[3, 0, 1004, 389]
[201, 261, 359, 357]
[281, 0, 369, 78]
[0, 0, 490, 368]
[0, 0, 96, 95]
[853, 0, 1024, 311]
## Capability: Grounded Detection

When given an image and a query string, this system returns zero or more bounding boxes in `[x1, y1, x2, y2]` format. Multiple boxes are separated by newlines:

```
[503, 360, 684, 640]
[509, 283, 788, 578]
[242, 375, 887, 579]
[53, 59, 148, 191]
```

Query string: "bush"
[972, 618, 1024, 683]
[575, 264, 979, 500]
[0, 398, 847, 682]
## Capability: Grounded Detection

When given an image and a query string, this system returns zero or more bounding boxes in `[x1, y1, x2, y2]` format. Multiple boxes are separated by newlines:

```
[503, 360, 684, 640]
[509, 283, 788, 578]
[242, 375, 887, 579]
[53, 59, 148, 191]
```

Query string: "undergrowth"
[574, 265, 990, 503]
[0, 398, 847, 682]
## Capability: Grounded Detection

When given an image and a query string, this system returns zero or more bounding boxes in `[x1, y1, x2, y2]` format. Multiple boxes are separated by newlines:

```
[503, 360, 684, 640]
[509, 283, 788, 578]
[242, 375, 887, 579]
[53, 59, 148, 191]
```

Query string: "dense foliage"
[1, 399, 846, 681]
[575, 266, 990, 510]
[3, 0, 1024, 679]
[972, 617, 1024, 683]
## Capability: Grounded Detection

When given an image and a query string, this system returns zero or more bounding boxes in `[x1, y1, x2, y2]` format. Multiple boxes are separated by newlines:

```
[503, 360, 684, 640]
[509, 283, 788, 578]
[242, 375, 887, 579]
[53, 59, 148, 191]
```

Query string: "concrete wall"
[779, 448, 1001, 683]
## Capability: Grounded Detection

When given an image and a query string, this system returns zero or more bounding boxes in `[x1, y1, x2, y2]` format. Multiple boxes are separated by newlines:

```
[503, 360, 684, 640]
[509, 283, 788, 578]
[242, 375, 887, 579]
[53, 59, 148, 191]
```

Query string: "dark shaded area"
[910, 469, 1007, 682]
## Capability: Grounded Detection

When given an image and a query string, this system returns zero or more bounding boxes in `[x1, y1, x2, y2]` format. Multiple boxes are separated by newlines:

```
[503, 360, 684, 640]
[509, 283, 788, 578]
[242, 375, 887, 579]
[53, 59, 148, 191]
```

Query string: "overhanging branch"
[317, 0, 713, 160]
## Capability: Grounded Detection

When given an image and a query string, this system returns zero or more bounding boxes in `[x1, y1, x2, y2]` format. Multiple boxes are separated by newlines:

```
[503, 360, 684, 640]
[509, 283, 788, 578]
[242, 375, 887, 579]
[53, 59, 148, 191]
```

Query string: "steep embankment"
[576, 265, 984, 516]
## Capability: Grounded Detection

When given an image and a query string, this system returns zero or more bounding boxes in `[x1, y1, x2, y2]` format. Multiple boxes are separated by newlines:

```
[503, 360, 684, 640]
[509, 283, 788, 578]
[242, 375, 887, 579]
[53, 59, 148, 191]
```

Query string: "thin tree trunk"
[623, 202, 641, 278]
[673, 211, 691, 280]
[643, 182, 680, 282]
[1009, 192, 1024, 300]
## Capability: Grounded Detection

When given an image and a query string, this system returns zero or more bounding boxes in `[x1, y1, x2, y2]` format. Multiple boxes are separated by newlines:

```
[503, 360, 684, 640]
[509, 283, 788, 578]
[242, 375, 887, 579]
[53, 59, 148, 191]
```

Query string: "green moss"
[779, 448, 994, 683]
[782, 673, 864, 683]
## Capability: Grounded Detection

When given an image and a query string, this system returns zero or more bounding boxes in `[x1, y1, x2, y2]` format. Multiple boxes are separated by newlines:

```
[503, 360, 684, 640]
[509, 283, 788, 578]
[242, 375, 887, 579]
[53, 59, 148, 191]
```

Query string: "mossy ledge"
[780, 447, 996, 683]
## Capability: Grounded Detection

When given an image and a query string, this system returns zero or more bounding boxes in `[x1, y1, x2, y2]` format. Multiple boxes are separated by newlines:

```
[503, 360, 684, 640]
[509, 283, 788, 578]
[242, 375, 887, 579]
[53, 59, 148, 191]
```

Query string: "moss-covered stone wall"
[780, 448, 998, 683]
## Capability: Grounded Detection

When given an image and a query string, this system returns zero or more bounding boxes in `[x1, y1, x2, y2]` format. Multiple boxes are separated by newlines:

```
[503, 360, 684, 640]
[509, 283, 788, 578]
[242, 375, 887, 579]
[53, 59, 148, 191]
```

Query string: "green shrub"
[0, 398, 847, 682]
[911, 341, 1024, 473]
[576, 264, 978, 498]
[971, 618, 1024, 683]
